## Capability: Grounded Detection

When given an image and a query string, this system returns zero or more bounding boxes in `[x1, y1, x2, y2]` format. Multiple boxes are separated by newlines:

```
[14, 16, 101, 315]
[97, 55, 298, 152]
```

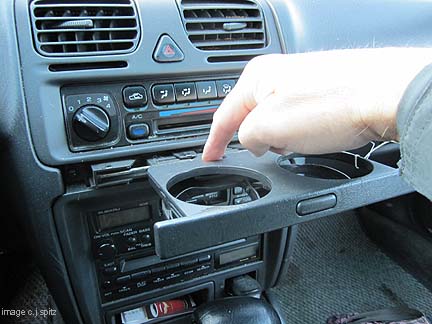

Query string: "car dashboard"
[1, 0, 432, 323]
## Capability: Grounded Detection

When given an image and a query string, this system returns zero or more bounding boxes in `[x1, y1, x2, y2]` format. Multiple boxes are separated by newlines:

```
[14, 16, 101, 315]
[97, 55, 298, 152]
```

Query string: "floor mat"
[271, 212, 432, 324]
[5, 269, 64, 324]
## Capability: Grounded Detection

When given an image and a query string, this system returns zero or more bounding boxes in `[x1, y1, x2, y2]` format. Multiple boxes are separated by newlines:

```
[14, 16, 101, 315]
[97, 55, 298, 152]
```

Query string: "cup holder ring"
[166, 167, 272, 206]
[277, 152, 374, 180]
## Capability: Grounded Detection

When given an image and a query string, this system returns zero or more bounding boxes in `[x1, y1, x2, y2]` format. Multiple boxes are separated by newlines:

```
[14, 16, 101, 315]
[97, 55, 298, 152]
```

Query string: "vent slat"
[40, 39, 138, 45]
[34, 16, 136, 21]
[180, 0, 265, 51]
[184, 17, 262, 24]
[34, 4, 133, 8]
[182, 4, 258, 10]
[30, 0, 140, 56]
[193, 39, 264, 47]
[35, 27, 139, 33]
[187, 28, 263, 35]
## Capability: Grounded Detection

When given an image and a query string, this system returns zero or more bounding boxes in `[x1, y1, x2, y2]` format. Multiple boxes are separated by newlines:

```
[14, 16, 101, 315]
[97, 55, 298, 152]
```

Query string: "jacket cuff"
[397, 63, 432, 200]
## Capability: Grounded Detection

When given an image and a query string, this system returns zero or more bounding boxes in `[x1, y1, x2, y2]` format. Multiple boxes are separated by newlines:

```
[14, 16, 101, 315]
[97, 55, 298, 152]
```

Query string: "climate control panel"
[61, 77, 237, 152]
[63, 93, 121, 151]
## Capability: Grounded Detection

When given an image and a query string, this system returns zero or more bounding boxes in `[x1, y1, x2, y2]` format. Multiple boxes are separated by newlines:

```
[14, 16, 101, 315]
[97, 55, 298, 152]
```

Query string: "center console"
[54, 179, 274, 324]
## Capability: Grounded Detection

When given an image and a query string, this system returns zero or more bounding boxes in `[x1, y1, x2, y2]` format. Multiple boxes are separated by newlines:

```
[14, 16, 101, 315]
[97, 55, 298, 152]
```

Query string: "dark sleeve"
[397, 63, 432, 200]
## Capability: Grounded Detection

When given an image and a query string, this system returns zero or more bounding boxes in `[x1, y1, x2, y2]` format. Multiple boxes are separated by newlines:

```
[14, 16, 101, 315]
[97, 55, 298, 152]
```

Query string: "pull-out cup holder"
[278, 152, 373, 180]
[167, 167, 271, 206]
[147, 150, 412, 258]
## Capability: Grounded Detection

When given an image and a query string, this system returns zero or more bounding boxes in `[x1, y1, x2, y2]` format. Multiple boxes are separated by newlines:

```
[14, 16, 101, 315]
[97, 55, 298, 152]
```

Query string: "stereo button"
[198, 255, 211, 263]
[116, 275, 131, 284]
[152, 266, 166, 274]
[103, 291, 114, 300]
[180, 259, 198, 268]
[131, 270, 151, 279]
[127, 236, 138, 245]
[234, 187, 244, 195]
[142, 234, 152, 243]
[102, 280, 113, 290]
[166, 263, 181, 271]
[234, 196, 252, 205]
[103, 266, 118, 275]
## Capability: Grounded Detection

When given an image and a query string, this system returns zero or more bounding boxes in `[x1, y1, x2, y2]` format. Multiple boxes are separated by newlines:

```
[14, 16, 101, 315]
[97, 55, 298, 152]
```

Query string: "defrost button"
[196, 81, 217, 100]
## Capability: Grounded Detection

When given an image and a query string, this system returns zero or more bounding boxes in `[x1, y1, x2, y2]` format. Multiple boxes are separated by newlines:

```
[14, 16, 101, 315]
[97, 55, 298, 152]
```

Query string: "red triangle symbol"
[163, 44, 176, 57]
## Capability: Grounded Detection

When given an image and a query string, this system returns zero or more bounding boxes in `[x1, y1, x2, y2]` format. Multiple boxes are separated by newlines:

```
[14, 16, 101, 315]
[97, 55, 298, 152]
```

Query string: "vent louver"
[180, 0, 266, 51]
[30, 0, 140, 57]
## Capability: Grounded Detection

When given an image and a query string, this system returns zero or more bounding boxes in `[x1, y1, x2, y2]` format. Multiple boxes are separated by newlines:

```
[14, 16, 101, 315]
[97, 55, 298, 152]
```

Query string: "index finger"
[202, 81, 256, 161]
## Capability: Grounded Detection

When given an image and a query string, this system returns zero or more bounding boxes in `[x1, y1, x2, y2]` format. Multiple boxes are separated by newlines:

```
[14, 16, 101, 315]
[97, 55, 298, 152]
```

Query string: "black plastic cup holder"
[147, 150, 412, 259]
[166, 167, 272, 206]
[278, 152, 373, 180]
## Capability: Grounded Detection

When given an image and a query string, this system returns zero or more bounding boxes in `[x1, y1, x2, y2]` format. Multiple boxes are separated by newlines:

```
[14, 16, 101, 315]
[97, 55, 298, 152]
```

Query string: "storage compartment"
[148, 150, 413, 259]
[108, 283, 213, 324]
[278, 152, 373, 179]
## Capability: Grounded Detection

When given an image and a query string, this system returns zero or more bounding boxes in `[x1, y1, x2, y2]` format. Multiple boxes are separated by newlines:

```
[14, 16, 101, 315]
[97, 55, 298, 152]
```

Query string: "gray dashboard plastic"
[14, 0, 283, 166]
[148, 150, 414, 259]
[13, 0, 432, 167]
[269, 0, 432, 53]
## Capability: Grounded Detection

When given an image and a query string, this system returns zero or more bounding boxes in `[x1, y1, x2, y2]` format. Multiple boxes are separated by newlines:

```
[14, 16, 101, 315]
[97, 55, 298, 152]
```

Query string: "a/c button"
[128, 123, 150, 140]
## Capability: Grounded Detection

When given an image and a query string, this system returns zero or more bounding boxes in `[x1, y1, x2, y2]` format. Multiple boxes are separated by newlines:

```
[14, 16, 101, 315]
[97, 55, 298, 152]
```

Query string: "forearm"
[203, 47, 432, 163]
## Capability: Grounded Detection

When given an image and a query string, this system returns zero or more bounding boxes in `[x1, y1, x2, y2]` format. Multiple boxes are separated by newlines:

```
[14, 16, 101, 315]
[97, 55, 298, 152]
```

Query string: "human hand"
[202, 48, 432, 161]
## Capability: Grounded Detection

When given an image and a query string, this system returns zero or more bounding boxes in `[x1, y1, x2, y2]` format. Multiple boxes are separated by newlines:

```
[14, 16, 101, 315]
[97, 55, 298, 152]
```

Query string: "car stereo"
[86, 180, 262, 304]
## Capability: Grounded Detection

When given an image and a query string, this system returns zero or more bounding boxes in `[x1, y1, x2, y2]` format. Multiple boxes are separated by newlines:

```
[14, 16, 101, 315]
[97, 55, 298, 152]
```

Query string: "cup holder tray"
[148, 150, 413, 259]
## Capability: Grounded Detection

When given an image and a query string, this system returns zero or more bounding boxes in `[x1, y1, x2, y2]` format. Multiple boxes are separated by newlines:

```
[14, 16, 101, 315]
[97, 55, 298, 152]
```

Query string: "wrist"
[354, 48, 432, 142]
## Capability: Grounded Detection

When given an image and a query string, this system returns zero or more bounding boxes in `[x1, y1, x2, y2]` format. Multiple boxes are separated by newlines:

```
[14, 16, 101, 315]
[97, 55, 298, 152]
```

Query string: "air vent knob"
[73, 105, 110, 141]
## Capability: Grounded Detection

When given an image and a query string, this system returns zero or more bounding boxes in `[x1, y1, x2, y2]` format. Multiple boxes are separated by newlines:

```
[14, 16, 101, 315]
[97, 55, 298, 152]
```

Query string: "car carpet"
[271, 211, 432, 324]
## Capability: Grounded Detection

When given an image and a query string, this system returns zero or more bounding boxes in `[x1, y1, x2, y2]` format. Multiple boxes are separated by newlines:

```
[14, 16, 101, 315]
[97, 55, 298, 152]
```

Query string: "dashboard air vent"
[30, 0, 140, 56]
[180, 0, 266, 51]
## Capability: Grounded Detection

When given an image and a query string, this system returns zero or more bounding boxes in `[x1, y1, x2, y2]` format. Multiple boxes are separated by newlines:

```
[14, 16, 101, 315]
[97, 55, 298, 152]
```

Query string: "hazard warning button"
[153, 35, 184, 63]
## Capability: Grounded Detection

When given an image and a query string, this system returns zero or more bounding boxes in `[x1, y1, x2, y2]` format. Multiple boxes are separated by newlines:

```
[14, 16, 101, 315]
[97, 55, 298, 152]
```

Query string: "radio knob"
[142, 234, 152, 243]
[73, 105, 110, 141]
[97, 242, 117, 260]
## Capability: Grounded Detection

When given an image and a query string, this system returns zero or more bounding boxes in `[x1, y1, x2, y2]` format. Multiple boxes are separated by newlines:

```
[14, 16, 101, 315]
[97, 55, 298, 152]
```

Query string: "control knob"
[73, 105, 110, 141]
[97, 242, 117, 260]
